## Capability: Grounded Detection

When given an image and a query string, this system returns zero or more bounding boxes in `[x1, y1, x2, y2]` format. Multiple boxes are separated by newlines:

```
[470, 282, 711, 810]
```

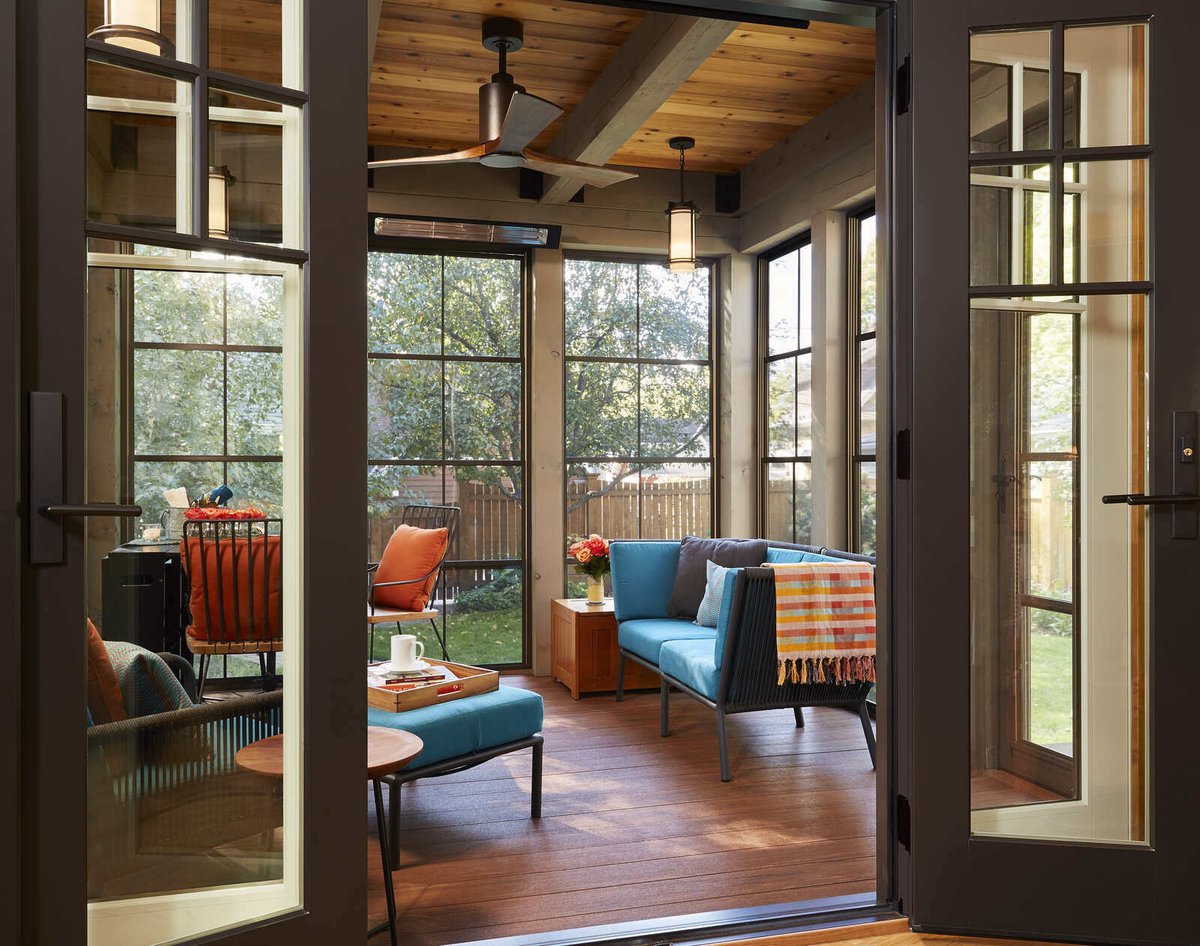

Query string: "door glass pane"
[970, 172, 1013, 286]
[970, 61, 1011, 153]
[969, 297, 1147, 844]
[87, 63, 187, 232]
[1065, 23, 1148, 147]
[1076, 160, 1148, 283]
[86, 261, 295, 935]
[209, 0, 283, 86]
[858, 461, 877, 557]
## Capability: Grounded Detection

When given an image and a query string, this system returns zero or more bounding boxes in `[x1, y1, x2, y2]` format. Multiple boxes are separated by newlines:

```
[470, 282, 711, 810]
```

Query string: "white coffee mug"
[390, 634, 425, 670]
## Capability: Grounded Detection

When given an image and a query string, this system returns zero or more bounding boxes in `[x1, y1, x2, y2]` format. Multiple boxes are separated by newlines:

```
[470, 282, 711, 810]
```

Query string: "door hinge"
[896, 793, 912, 852]
[896, 428, 912, 480]
[896, 56, 911, 115]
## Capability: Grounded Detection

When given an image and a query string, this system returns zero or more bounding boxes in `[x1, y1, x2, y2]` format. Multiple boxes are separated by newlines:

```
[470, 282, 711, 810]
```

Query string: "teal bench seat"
[368, 683, 544, 869]
[618, 618, 716, 665]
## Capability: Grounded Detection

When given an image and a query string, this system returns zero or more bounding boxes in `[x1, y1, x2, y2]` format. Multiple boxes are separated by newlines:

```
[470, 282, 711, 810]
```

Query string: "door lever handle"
[1101, 493, 1200, 506]
[39, 503, 142, 518]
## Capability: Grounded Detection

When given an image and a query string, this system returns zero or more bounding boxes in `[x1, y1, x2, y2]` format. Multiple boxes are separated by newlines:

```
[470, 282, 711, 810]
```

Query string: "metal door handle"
[40, 503, 142, 518]
[1101, 493, 1200, 506]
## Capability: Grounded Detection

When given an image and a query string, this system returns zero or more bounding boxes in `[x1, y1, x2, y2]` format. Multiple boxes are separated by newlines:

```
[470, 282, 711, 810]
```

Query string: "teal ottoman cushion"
[367, 685, 543, 770]
[618, 618, 715, 666]
[660, 638, 720, 700]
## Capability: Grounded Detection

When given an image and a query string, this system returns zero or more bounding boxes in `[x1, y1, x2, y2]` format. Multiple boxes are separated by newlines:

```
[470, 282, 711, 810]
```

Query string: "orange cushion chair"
[372, 524, 449, 611]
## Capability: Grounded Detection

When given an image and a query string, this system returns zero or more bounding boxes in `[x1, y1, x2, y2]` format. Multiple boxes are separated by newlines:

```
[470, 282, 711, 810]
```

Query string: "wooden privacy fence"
[366, 474, 713, 593]
[566, 475, 710, 541]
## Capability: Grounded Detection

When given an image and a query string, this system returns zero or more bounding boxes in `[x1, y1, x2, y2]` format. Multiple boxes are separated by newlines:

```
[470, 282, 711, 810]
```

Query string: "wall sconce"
[88, 0, 175, 58]
[665, 136, 699, 273]
[208, 166, 235, 240]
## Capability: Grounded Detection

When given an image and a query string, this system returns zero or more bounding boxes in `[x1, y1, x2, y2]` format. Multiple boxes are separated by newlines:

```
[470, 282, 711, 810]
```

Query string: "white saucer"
[378, 659, 431, 673]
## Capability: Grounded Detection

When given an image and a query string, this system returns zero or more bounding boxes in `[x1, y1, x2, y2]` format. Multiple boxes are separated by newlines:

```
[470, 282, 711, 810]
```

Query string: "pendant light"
[88, 0, 175, 58]
[665, 136, 699, 273]
[208, 166, 235, 240]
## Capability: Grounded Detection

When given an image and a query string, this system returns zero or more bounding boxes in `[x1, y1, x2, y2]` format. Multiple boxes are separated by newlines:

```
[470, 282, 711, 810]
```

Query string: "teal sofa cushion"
[660, 638, 720, 701]
[610, 541, 680, 621]
[764, 547, 847, 565]
[618, 618, 715, 665]
[367, 685, 543, 770]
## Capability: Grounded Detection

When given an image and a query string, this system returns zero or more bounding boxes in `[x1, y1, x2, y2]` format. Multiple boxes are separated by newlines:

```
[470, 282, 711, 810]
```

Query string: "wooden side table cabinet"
[550, 598, 658, 699]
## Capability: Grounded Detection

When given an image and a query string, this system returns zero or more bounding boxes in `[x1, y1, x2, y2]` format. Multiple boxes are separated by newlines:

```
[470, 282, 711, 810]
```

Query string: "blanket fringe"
[776, 655, 875, 686]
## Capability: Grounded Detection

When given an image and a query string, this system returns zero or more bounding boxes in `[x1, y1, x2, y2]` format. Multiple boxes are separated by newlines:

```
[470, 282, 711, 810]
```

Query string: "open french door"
[898, 0, 1200, 941]
[13, 1, 367, 944]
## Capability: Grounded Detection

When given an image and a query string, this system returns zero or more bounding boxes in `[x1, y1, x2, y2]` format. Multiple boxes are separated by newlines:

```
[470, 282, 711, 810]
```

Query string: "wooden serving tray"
[367, 658, 499, 713]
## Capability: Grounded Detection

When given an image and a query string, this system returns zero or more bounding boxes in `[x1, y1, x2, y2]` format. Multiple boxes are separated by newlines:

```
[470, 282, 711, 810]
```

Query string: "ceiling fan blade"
[497, 93, 563, 153]
[521, 151, 638, 188]
[368, 141, 497, 169]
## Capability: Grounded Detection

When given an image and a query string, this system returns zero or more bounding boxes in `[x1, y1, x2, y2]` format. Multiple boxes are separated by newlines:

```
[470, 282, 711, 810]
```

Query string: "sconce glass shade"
[90, 0, 173, 58]
[208, 166, 232, 240]
[666, 201, 699, 272]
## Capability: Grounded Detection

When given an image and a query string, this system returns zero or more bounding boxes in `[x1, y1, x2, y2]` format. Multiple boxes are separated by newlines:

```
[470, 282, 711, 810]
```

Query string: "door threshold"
[443, 893, 896, 946]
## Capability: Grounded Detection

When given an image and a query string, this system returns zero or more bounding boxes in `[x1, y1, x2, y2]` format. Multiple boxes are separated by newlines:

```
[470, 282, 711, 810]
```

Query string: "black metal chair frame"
[367, 504, 460, 661]
[181, 517, 284, 699]
[616, 545, 877, 782]
[376, 734, 543, 873]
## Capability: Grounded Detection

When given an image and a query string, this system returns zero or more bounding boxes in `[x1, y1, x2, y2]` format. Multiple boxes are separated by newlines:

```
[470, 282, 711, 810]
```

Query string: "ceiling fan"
[368, 18, 638, 189]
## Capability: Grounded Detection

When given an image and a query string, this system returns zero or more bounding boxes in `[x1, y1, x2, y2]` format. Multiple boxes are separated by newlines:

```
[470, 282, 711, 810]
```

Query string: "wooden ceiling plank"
[539, 13, 736, 204]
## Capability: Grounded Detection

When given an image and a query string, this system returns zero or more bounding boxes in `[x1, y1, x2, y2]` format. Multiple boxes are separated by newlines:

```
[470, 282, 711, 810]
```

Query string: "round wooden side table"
[236, 726, 424, 946]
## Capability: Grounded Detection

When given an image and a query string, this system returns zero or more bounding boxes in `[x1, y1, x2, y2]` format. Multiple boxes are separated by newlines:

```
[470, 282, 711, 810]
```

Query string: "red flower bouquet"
[567, 533, 611, 580]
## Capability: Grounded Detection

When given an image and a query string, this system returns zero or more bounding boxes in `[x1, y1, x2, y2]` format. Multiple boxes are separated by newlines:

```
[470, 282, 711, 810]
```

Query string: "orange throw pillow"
[373, 524, 449, 611]
[183, 535, 282, 642]
[86, 619, 126, 725]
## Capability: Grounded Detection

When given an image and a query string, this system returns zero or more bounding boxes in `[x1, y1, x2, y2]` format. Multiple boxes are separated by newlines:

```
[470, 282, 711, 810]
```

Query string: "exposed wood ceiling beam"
[539, 13, 736, 204]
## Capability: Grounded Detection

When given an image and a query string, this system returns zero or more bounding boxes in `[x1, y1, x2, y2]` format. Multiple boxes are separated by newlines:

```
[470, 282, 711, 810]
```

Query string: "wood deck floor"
[367, 674, 877, 945]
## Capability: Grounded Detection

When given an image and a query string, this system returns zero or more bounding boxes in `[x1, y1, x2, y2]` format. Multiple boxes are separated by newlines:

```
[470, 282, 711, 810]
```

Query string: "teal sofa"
[610, 540, 877, 781]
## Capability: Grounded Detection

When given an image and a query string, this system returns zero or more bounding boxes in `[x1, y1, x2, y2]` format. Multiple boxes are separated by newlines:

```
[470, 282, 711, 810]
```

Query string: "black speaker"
[715, 172, 741, 214]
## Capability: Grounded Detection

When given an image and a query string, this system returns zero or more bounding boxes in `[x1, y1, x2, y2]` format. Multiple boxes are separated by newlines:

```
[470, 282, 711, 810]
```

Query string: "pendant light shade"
[208, 166, 234, 240]
[89, 0, 174, 58]
[665, 137, 699, 273]
[666, 201, 698, 273]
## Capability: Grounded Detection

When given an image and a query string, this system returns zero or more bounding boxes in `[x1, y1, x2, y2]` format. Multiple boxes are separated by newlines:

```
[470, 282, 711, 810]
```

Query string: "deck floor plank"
[367, 674, 877, 945]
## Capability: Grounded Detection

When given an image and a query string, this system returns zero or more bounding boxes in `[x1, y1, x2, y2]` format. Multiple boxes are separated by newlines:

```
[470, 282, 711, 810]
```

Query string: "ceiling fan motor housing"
[480, 78, 525, 143]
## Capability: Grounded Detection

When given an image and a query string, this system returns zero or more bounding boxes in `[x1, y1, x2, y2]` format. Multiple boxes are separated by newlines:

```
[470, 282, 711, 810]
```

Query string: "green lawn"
[368, 607, 523, 666]
[1028, 631, 1073, 749]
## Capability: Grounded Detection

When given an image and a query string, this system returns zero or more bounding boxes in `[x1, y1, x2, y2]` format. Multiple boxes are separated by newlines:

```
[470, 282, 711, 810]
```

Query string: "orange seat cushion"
[183, 535, 282, 642]
[86, 619, 127, 725]
[373, 524, 449, 611]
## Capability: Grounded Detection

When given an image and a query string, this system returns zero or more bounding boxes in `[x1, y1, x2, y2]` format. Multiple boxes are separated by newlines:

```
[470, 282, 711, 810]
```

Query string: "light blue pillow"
[694, 560, 730, 628]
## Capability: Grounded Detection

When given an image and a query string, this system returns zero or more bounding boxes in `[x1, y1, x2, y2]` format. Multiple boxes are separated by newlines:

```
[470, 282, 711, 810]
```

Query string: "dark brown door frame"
[1, 0, 20, 940]
[899, 0, 1200, 941]
[12, 2, 368, 944]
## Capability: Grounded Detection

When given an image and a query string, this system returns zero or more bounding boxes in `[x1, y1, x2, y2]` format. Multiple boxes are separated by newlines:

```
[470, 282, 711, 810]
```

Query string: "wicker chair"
[367, 504, 459, 661]
[181, 517, 283, 698]
[86, 654, 283, 899]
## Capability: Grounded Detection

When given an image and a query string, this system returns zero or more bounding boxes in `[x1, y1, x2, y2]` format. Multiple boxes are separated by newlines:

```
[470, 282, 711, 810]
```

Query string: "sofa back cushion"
[764, 547, 847, 565]
[713, 567, 742, 670]
[610, 541, 680, 621]
[668, 536, 767, 619]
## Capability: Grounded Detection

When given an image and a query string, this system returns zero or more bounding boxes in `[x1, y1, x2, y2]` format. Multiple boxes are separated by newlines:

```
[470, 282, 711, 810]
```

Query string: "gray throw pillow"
[668, 536, 768, 619]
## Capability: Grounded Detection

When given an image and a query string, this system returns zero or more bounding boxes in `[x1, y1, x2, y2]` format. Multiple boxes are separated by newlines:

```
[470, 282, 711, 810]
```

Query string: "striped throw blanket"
[768, 562, 876, 685]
